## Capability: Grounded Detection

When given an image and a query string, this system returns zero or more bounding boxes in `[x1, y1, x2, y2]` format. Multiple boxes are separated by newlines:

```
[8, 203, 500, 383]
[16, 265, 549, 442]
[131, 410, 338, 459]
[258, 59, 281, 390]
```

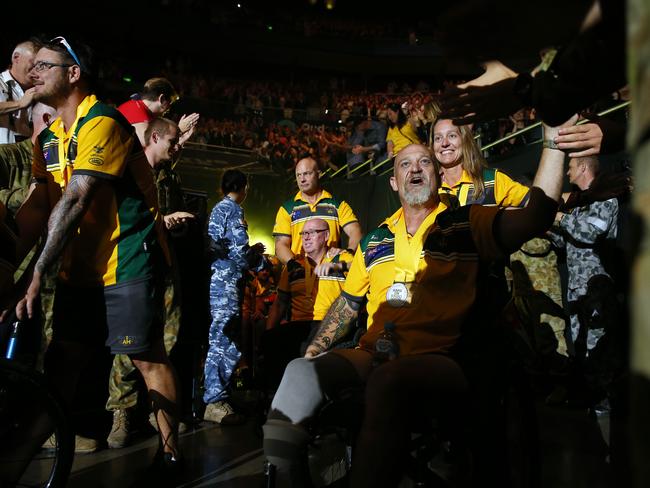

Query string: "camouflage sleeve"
[558, 198, 618, 245]
[208, 200, 228, 242]
[230, 205, 251, 268]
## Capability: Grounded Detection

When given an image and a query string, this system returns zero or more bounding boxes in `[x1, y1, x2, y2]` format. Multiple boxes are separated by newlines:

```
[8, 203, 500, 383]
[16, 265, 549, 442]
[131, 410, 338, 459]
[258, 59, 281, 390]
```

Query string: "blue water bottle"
[5, 321, 20, 359]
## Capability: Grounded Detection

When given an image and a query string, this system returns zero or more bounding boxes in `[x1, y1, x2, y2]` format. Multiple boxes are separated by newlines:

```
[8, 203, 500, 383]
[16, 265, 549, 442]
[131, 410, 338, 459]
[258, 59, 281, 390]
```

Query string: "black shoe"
[149, 450, 184, 482]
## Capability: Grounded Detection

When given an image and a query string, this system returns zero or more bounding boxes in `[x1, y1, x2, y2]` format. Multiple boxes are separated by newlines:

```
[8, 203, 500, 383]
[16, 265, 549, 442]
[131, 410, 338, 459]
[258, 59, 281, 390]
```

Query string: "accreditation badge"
[386, 282, 411, 307]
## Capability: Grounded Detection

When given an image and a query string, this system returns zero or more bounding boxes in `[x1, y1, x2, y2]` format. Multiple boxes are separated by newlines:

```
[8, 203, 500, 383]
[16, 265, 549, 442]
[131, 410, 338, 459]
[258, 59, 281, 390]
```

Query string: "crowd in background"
[0, 4, 635, 482]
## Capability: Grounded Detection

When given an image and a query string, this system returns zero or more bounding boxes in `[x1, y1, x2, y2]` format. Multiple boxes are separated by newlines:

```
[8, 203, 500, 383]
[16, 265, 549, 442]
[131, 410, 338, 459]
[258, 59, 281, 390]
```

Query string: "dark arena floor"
[20, 387, 615, 488]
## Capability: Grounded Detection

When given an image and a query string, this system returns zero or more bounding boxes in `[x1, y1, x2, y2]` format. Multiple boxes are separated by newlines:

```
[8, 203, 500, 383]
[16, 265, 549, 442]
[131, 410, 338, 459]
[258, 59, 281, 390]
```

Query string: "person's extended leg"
[131, 338, 180, 457]
[263, 348, 373, 487]
[105, 277, 180, 458]
[203, 275, 245, 424]
[105, 354, 139, 448]
[350, 354, 469, 488]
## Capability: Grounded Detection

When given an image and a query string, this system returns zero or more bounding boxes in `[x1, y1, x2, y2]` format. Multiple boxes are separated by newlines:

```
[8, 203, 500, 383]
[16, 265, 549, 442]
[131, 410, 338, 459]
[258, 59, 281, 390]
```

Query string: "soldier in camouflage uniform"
[203, 169, 264, 424]
[509, 237, 568, 357]
[0, 103, 57, 371]
[548, 156, 618, 354]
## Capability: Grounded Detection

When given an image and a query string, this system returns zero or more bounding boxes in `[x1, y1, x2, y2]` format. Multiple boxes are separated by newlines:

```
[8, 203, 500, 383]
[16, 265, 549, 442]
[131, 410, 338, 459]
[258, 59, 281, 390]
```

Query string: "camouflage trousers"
[105, 274, 181, 411]
[203, 274, 243, 404]
[35, 265, 59, 372]
[568, 284, 606, 356]
[509, 240, 569, 357]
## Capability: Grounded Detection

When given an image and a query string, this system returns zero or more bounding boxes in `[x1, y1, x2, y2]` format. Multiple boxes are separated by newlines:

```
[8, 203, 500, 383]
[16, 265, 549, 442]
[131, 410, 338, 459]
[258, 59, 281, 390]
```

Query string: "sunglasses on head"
[50, 36, 82, 69]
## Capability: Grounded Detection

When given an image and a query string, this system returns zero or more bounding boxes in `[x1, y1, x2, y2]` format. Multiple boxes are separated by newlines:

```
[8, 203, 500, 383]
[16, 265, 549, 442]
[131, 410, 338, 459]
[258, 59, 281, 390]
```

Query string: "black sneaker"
[150, 449, 184, 480]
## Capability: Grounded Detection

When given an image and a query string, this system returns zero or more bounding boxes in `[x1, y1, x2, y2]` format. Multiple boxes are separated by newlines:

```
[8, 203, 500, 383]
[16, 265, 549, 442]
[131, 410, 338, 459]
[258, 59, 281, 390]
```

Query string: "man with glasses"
[14, 37, 182, 471]
[0, 39, 41, 144]
[263, 218, 353, 390]
[273, 156, 362, 271]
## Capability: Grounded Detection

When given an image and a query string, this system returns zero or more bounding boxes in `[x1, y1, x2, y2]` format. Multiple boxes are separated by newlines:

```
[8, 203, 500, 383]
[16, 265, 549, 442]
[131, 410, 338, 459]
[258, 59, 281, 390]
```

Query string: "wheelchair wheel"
[308, 432, 351, 487]
[0, 359, 74, 488]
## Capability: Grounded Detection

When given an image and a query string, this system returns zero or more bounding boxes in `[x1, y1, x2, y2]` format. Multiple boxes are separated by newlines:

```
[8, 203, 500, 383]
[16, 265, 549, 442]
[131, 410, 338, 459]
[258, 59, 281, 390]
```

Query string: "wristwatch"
[542, 139, 562, 150]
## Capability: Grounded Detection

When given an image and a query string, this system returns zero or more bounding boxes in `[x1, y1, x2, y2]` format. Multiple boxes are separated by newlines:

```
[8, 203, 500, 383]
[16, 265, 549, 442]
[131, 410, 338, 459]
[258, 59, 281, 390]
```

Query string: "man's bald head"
[12, 41, 38, 58]
[10, 40, 40, 89]
[295, 157, 320, 195]
[296, 157, 318, 174]
[301, 218, 330, 256]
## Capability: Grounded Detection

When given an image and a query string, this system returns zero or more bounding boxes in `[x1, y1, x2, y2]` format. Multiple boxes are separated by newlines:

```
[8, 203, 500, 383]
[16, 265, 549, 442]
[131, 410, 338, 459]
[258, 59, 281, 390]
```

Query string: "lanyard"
[392, 208, 440, 283]
[55, 95, 97, 187]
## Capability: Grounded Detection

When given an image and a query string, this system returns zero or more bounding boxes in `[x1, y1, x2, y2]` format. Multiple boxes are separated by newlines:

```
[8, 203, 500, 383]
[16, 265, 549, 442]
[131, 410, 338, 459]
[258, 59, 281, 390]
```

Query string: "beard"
[402, 182, 433, 206]
[32, 77, 68, 107]
[32, 88, 54, 106]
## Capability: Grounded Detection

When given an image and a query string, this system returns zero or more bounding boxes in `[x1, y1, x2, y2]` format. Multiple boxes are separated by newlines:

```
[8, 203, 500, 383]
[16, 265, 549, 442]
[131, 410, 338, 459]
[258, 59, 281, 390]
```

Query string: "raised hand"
[554, 123, 603, 157]
[439, 77, 523, 126]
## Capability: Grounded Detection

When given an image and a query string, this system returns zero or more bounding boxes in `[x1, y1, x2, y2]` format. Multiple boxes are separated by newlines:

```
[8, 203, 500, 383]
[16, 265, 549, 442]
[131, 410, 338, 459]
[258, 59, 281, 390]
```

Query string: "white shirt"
[0, 69, 31, 144]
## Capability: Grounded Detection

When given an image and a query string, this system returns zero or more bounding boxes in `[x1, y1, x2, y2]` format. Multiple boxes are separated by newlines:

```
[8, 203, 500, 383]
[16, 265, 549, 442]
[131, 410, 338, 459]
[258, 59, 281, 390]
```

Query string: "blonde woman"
[431, 118, 529, 208]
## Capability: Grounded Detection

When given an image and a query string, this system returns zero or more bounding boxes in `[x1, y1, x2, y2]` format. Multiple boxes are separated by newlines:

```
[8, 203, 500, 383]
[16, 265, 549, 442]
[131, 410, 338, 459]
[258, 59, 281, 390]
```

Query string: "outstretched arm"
[494, 116, 577, 253]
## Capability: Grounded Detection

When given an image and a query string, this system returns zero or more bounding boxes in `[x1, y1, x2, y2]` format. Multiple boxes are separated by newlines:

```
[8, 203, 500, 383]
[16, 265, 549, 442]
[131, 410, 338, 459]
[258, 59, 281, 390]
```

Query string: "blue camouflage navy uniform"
[548, 197, 619, 353]
[204, 195, 259, 404]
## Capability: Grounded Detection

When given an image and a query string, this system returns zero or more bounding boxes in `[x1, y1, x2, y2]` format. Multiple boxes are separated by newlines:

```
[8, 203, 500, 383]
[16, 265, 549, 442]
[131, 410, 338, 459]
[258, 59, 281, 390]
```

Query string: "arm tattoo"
[35, 174, 101, 275]
[308, 294, 360, 353]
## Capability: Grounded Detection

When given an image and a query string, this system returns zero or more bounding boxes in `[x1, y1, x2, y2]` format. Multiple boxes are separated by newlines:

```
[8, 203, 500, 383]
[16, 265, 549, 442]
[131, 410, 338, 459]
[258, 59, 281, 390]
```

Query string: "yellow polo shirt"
[342, 204, 502, 356]
[439, 168, 529, 208]
[387, 123, 422, 155]
[278, 250, 354, 321]
[273, 189, 358, 254]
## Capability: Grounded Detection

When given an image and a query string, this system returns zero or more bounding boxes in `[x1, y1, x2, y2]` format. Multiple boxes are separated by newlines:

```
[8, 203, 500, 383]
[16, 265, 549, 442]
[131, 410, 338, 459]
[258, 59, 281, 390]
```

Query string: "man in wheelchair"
[263, 117, 573, 487]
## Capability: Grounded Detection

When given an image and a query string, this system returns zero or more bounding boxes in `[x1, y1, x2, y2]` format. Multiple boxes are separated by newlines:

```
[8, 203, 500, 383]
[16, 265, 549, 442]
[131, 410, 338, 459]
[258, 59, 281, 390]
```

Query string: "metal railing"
[316, 101, 631, 180]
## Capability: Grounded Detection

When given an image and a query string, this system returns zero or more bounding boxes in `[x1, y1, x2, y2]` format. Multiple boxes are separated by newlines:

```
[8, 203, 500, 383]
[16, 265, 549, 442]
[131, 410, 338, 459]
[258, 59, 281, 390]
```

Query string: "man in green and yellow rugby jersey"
[273, 156, 362, 267]
[14, 37, 181, 472]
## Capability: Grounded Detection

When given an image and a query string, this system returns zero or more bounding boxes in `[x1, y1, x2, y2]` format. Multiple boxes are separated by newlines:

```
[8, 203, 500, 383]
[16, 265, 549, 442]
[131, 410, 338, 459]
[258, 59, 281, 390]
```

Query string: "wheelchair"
[264, 322, 541, 488]
[0, 317, 74, 488]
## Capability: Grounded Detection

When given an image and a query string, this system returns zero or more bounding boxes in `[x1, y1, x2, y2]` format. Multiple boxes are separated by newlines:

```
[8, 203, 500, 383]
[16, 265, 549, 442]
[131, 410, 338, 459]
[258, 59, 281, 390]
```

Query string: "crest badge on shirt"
[89, 144, 105, 166]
